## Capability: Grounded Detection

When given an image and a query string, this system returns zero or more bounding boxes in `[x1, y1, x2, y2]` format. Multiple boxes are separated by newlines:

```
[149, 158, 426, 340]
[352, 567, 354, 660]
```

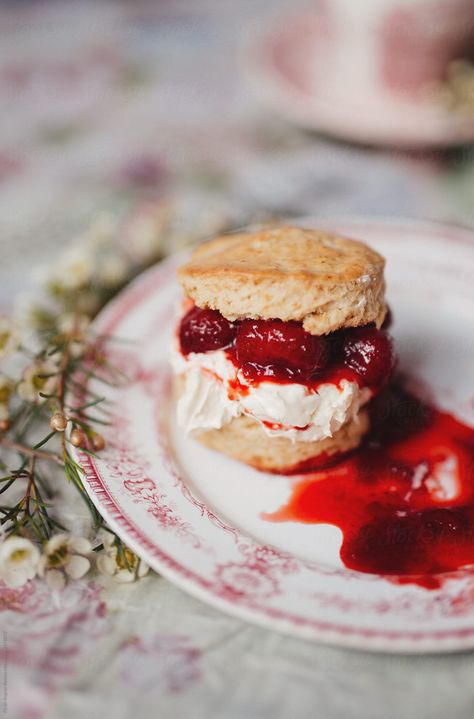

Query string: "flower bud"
[91, 432, 105, 452]
[70, 427, 86, 448]
[50, 412, 68, 432]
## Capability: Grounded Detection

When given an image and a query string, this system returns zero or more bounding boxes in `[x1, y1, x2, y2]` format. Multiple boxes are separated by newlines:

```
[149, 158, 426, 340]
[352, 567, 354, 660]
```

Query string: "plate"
[71, 219, 474, 653]
[244, 11, 474, 148]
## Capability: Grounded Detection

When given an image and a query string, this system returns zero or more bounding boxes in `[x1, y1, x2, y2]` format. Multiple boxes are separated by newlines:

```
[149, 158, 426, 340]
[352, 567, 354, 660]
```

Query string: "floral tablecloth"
[1, 2, 474, 718]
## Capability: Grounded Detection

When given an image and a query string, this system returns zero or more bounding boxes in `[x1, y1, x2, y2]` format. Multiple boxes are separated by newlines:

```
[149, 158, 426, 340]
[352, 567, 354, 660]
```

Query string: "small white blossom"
[96, 533, 149, 583]
[58, 313, 90, 337]
[0, 316, 20, 359]
[38, 534, 92, 591]
[0, 374, 14, 420]
[0, 536, 40, 588]
[83, 212, 118, 250]
[75, 290, 102, 317]
[48, 244, 95, 292]
[17, 360, 58, 404]
[13, 293, 55, 352]
[58, 313, 91, 358]
[99, 254, 128, 287]
[123, 203, 171, 264]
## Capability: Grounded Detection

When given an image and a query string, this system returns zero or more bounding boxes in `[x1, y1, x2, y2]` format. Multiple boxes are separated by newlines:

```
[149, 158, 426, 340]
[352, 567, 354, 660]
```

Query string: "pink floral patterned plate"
[71, 219, 474, 653]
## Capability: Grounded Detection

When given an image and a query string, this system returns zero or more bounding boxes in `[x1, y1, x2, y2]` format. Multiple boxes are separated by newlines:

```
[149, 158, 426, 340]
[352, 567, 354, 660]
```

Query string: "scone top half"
[178, 226, 387, 335]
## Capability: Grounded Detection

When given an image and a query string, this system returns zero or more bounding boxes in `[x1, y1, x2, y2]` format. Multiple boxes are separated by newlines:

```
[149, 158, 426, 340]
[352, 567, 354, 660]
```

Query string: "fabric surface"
[1, 2, 473, 718]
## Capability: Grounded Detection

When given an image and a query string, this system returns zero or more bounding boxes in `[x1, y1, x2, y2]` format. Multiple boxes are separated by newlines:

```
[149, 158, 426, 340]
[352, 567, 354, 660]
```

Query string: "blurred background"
[0, 0, 473, 307]
[1, 4, 474, 718]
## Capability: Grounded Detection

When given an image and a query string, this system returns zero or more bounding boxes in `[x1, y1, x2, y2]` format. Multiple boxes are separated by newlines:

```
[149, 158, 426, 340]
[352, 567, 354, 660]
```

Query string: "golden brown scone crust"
[178, 226, 386, 335]
[196, 410, 369, 474]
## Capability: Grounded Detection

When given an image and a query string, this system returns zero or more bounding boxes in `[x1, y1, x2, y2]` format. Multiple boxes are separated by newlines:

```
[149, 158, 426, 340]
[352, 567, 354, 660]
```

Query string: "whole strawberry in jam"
[340, 326, 394, 387]
[235, 319, 329, 380]
[179, 306, 236, 354]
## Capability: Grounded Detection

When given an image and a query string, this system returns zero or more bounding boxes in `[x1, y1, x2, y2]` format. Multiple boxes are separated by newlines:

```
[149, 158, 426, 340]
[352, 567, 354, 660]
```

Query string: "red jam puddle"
[264, 380, 474, 589]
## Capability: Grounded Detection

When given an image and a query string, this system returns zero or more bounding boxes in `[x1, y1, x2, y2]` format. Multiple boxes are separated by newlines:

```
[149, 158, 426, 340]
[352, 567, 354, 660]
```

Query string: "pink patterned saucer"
[71, 219, 474, 652]
[244, 11, 474, 148]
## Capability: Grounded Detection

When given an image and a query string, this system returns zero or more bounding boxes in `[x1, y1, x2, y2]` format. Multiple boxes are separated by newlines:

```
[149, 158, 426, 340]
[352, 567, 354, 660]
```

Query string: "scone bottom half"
[173, 226, 395, 473]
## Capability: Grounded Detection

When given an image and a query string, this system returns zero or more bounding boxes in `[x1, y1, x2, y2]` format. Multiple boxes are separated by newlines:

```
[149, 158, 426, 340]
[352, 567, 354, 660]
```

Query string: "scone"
[172, 226, 394, 474]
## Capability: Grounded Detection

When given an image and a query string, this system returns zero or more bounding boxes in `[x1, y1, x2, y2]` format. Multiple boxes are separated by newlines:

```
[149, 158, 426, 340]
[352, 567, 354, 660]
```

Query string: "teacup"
[312, 0, 474, 104]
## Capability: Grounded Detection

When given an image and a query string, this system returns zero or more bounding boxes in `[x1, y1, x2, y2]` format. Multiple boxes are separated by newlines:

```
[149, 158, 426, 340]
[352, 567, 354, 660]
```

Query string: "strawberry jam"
[179, 306, 236, 354]
[178, 305, 394, 388]
[235, 319, 329, 382]
[265, 380, 474, 589]
[338, 326, 395, 388]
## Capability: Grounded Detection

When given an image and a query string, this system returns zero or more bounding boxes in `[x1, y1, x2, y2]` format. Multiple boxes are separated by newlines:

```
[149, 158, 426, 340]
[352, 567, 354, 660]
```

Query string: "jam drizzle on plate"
[264, 381, 474, 589]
